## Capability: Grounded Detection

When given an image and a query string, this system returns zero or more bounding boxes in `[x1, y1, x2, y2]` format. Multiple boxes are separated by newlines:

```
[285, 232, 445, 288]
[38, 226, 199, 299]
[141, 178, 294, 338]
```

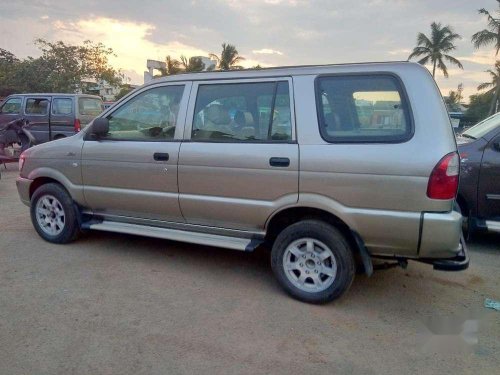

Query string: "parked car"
[0, 94, 103, 145]
[456, 113, 500, 235]
[16, 62, 467, 304]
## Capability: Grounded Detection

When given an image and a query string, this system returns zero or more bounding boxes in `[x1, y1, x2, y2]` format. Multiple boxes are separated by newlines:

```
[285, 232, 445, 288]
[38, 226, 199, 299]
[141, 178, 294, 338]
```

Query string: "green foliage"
[180, 56, 205, 72]
[471, 1, 500, 55]
[0, 39, 123, 95]
[209, 43, 245, 71]
[466, 91, 494, 122]
[445, 83, 463, 111]
[408, 22, 463, 77]
[157, 55, 183, 77]
[114, 84, 135, 101]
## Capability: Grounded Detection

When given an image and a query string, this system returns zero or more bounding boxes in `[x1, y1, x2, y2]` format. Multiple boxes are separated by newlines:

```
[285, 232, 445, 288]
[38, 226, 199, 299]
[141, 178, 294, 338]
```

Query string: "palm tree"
[477, 61, 500, 115]
[209, 43, 245, 70]
[472, 1, 500, 55]
[180, 56, 204, 72]
[408, 22, 463, 78]
[158, 55, 182, 76]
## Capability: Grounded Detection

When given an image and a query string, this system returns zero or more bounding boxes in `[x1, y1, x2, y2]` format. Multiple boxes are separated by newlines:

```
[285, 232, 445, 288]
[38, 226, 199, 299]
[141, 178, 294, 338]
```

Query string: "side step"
[486, 220, 500, 233]
[85, 221, 262, 251]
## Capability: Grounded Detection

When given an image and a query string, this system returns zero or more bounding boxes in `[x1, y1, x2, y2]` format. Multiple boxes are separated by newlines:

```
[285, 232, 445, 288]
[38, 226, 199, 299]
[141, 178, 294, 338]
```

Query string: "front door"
[81, 83, 190, 222]
[178, 78, 299, 232]
[24, 96, 51, 144]
[478, 133, 500, 220]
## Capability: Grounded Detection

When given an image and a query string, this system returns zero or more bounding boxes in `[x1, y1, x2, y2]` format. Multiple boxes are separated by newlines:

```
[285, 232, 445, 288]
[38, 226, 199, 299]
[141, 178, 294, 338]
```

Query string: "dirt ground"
[0, 166, 499, 375]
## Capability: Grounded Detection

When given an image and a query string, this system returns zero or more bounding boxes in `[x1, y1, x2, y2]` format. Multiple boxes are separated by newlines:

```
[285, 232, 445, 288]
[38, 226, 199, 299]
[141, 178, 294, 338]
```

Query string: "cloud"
[252, 48, 284, 55]
[457, 50, 497, 66]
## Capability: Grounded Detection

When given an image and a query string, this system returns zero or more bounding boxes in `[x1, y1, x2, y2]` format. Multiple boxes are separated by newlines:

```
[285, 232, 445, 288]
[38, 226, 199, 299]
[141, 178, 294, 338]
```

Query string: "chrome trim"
[486, 194, 500, 200]
[95, 213, 265, 239]
[486, 220, 500, 233]
[88, 221, 258, 251]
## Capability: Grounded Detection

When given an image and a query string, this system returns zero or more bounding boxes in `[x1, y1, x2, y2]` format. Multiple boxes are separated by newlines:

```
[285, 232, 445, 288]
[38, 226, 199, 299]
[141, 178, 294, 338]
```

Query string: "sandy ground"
[0, 166, 499, 375]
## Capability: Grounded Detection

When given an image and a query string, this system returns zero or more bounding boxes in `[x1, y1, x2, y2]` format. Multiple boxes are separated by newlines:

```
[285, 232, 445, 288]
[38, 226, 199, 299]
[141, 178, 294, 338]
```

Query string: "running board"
[486, 220, 500, 233]
[86, 221, 262, 251]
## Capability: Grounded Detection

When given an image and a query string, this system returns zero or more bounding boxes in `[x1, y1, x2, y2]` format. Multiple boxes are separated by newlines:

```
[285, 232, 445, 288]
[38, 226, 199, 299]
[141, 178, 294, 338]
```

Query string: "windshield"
[462, 113, 500, 139]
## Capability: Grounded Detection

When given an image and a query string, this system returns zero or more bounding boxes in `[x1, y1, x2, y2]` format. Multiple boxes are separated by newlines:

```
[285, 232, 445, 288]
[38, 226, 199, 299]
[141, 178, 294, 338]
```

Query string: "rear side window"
[316, 74, 412, 143]
[78, 98, 103, 116]
[25, 98, 49, 115]
[52, 98, 73, 115]
[1, 97, 22, 114]
[192, 81, 292, 142]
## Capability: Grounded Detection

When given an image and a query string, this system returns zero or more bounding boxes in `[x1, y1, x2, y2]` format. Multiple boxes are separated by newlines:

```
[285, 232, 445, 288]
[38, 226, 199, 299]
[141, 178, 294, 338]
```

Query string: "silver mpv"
[16, 62, 468, 304]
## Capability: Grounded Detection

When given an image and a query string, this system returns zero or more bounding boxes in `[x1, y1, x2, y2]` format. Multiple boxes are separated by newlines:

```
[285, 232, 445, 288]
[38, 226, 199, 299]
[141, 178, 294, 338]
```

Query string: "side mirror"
[91, 117, 109, 138]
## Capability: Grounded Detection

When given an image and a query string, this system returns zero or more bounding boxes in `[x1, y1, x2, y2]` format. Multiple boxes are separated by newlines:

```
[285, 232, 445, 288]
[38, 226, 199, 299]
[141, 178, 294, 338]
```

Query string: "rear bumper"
[16, 176, 32, 206]
[419, 210, 463, 258]
[416, 235, 469, 271]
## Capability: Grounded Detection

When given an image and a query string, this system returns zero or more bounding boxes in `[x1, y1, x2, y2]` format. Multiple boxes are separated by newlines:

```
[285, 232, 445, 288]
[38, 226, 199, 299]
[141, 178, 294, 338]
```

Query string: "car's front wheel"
[30, 183, 80, 244]
[271, 220, 355, 304]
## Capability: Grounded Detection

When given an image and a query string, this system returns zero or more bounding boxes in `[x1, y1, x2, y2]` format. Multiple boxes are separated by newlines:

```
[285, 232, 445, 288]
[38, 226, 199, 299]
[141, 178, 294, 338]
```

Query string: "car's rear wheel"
[271, 220, 355, 304]
[30, 183, 80, 244]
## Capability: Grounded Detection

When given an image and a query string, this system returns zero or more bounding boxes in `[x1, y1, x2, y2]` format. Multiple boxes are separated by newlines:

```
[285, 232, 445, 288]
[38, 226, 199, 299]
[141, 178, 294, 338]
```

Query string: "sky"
[0, 0, 498, 102]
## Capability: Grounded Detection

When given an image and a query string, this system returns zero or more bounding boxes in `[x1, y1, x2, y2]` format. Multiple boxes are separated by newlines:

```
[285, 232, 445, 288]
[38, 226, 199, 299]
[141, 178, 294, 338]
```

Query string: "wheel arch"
[27, 167, 85, 205]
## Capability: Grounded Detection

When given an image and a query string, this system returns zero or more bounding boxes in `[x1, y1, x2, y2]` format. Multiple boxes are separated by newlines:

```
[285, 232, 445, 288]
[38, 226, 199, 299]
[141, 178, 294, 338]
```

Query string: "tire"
[30, 183, 80, 244]
[271, 220, 355, 304]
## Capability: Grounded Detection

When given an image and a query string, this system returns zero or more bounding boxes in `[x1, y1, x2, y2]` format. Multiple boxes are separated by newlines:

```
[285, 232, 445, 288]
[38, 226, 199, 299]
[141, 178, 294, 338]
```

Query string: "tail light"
[74, 118, 81, 132]
[19, 152, 26, 172]
[427, 152, 459, 199]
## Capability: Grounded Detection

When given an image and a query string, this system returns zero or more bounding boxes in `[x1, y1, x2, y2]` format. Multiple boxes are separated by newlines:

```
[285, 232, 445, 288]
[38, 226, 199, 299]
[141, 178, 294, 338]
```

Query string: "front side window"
[25, 98, 49, 115]
[1, 97, 22, 114]
[103, 85, 184, 141]
[52, 98, 73, 115]
[316, 75, 412, 143]
[192, 81, 292, 142]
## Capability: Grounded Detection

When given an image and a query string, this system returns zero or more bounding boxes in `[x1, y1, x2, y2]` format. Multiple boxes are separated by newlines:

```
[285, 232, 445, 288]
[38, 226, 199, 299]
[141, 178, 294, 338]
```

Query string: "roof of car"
[7, 93, 102, 99]
[148, 61, 417, 86]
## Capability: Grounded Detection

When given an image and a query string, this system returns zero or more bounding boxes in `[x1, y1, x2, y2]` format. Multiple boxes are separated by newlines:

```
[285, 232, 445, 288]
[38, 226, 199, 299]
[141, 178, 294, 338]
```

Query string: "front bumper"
[16, 176, 32, 206]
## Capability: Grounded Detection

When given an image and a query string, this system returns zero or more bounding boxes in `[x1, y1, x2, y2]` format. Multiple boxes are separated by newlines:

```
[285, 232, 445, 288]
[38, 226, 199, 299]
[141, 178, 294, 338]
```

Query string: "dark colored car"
[456, 113, 500, 235]
[0, 94, 103, 145]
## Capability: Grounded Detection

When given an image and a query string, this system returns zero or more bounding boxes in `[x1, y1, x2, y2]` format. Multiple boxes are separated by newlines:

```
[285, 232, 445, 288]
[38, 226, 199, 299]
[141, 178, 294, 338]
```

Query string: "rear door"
[478, 131, 500, 220]
[178, 78, 299, 232]
[50, 97, 74, 139]
[24, 96, 51, 144]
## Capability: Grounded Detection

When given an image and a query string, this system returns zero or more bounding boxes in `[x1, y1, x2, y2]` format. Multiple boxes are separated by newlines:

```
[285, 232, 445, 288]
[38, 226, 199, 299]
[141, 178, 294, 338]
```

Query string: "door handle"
[269, 157, 290, 167]
[154, 152, 169, 161]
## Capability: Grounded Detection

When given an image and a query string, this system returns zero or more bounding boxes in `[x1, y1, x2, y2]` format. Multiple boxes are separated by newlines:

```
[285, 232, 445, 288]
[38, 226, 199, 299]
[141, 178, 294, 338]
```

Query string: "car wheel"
[271, 220, 355, 304]
[30, 183, 80, 244]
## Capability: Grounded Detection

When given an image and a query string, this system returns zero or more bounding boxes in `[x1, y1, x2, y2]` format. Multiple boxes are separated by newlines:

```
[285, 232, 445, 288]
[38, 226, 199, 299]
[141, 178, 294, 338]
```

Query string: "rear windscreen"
[78, 98, 103, 116]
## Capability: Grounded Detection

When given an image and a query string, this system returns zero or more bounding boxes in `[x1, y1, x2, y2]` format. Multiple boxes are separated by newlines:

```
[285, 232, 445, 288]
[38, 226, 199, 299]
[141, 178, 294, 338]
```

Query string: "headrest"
[205, 104, 230, 125]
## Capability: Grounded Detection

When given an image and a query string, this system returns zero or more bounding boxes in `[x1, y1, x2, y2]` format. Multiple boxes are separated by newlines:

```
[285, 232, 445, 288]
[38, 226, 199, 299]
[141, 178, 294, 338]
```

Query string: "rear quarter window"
[78, 97, 103, 116]
[315, 74, 413, 143]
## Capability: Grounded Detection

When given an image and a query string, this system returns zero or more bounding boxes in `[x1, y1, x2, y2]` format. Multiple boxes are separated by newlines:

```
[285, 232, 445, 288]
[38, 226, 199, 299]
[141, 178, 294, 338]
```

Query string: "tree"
[157, 55, 182, 76]
[180, 56, 204, 72]
[408, 22, 463, 78]
[114, 84, 135, 101]
[0, 48, 20, 96]
[466, 91, 494, 122]
[445, 83, 464, 111]
[471, 0, 500, 55]
[209, 43, 245, 70]
[0, 40, 124, 95]
[477, 60, 500, 115]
